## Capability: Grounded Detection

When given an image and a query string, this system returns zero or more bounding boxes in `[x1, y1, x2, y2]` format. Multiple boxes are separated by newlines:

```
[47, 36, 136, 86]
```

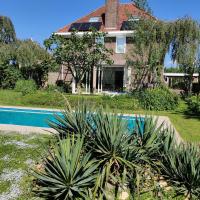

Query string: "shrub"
[133, 87, 179, 111]
[15, 79, 37, 95]
[186, 96, 200, 116]
[0, 66, 21, 89]
[55, 80, 71, 93]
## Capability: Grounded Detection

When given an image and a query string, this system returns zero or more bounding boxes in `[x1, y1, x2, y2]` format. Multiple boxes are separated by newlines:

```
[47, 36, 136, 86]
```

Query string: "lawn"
[0, 90, 199, 142]
[0, 133, 53, 200]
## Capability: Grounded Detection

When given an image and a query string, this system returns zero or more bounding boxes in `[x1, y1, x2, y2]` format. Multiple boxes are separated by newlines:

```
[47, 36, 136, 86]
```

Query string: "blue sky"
[1, 0, 200, 66]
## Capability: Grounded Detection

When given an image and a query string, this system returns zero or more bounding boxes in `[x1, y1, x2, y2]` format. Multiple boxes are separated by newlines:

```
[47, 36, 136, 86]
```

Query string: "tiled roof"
[57, 3, 152, 33]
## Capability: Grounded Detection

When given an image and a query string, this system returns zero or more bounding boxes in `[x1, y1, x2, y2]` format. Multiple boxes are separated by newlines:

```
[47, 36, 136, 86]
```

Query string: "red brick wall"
[105, 37, 133, 66]
[105, 0, 119, 29]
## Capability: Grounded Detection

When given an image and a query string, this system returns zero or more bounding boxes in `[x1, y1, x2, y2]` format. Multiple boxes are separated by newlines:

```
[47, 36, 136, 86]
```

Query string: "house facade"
[51, 0, 151, 94]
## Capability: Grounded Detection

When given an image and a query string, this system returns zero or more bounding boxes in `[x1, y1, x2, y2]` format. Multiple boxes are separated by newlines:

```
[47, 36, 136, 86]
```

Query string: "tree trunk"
[76, 82, 82, 94]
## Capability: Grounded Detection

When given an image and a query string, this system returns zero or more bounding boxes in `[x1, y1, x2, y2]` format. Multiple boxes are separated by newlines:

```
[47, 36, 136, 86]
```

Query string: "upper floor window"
[89, 17, 100, 22]
[116, 36, 126, 53]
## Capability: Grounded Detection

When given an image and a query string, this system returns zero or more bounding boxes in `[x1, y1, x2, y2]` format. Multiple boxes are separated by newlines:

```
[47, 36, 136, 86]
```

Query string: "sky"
[1, 0, 200, 67]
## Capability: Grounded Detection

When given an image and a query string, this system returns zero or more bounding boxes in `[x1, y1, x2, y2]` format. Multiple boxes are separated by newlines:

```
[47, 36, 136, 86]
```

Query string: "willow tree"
[0, 16, 16, 44]
[171, 17, 200, 95]
[128, 16, 200, 94]
[132, 0, 152, 14]
[127, 18, 173, 89]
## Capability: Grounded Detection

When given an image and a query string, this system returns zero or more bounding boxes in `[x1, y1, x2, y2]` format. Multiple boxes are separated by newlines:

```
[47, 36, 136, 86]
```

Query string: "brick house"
[51, 0, 151, 93]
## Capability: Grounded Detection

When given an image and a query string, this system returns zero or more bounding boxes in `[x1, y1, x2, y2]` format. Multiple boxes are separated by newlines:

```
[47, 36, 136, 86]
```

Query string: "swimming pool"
[0, 107, 141, 130]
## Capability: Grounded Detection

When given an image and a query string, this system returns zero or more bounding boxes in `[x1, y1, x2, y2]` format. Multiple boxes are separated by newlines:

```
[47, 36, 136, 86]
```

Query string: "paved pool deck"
[0, 105, 182, 143]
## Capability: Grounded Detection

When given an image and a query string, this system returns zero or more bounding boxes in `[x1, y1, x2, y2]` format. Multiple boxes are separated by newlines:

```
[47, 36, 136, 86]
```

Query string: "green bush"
[133, 88, 179, 111]
[186, 96, 200, 116]
[15, 79, 37, 95]
[0, 66, 21, 89]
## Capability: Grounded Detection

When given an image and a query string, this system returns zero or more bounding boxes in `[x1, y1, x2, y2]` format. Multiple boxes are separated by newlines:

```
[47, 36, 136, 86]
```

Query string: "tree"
[0, 40, 51, 88]
[171, 17, 200, 95]
[132, 0, 153, 14]
[45, 30, 113, 93]
[16, 39, 51, 87]
[0, 43, 21, 88]
[127, 18, 172, 89]
[0, 16, 16, 44]
[127, 17, 200, 94]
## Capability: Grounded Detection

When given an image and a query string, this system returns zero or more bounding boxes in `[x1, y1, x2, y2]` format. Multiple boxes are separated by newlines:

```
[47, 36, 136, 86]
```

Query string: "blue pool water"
[0, 107, 142, 130]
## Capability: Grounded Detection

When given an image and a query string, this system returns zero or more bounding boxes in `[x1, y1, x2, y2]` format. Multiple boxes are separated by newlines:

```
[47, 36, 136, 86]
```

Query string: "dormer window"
[89, 17, 100, 22]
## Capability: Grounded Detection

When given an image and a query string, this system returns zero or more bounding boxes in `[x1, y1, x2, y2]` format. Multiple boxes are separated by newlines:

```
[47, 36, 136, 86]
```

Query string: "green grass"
[0, 90, 199, 142]
[0, 133, 53, 199]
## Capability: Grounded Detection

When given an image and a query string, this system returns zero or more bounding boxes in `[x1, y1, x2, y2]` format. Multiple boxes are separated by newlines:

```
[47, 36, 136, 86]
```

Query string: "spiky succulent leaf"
[33, 135, 99, 200]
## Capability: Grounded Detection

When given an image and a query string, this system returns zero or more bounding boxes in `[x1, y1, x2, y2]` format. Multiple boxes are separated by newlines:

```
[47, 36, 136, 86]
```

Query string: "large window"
[116, 36, 126, 53]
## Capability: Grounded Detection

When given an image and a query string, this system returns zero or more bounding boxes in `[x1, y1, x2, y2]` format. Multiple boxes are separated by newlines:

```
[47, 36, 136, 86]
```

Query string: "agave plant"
[159, 143, 200, 200]
[33, 135, 99, 200]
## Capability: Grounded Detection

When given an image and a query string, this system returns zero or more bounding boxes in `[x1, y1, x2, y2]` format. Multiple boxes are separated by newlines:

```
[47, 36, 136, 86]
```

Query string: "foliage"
[133, 117, 176, 161]
[16, 39, 51, 87]
[45, 30, 113, 93]
[15, 79, 37, 96]
[164, 66, 184, 73]
[127, 18, 172, 89]
[132, 0, 152, 14]
[0, 40, 51, 88]
[87, 109, 136, 195]
[186, 96, 200, 116]
[33, 135, 99, 199]
[0, 16, 16, 44]
[0, 43, 21, 88]
[133, 87, 179, 110]
[159, 143, 200, 200]
[171, 17, 200, 95]
[128, 17, 200, 95]
[47, 103, 179, 198]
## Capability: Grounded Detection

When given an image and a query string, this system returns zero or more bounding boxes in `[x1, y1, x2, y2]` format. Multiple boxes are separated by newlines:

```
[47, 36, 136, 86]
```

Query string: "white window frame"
[116, 36, 126, 54]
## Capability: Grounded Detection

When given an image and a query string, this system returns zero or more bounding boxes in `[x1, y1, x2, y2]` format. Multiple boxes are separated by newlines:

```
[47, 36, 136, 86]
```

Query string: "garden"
[0, 104, 200, 200]
[0, 1, 200, 199]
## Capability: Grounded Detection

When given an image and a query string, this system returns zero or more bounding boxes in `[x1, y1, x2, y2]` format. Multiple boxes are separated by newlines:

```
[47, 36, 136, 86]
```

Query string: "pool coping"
[0, 105, 182, 143]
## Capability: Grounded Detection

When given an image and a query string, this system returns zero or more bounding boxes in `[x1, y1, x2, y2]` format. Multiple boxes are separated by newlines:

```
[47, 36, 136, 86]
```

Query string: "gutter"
[54, 30, 134, 37]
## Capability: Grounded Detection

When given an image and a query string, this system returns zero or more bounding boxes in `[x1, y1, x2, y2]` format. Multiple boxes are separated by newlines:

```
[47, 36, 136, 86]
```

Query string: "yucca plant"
[159, 143, 200, 200]
[132, 116, 176, 163]
[33, 135, 99, 200]
[49, 103, 93, 138]
[86, 109, 137, 198]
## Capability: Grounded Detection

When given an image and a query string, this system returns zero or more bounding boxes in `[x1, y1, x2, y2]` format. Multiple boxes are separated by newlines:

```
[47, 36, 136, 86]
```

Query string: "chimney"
[105, 0, 119, 30]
